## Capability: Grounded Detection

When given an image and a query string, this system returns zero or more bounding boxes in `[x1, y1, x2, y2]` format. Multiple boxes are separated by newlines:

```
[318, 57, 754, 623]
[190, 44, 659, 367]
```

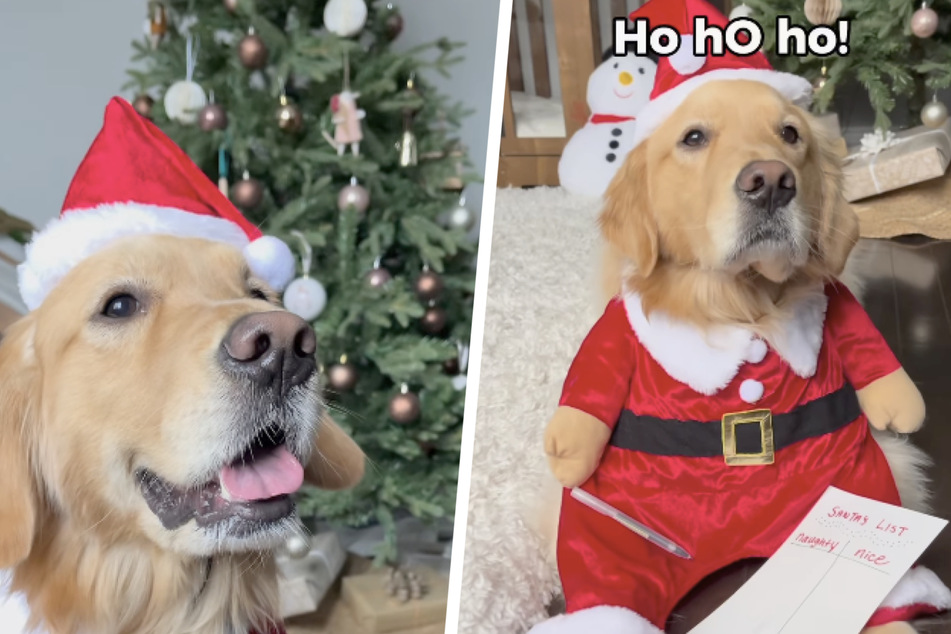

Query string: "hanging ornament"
[198, 92, 228, 131]
[442, 194, 476, 232]
[284, 532, 311, 559]
[922, 94, 949, 128]
[728, 3, 753, 20]
[448, 342, 469, 391]
[804, 0, 842, 25]
[442, 144, 466, 191]
[812, 64, 828, 95]
[414, 267, 444, 302]
[327, 355, 359, 392]
[389, 384, 421, 424]
[132, 94, 154, 119]
[421, 302, 447, 335]
[223, 0, 238, 12]
[323, 0, 369, 37]
[148, 2, 168, 49]
[337, 176, 370, 215]
[232, 170, 264, 209]
[217, 145, 230, 196]
[328, 53, 365, 157]
[384, 3, 404, 40]
[912, 3, 939, 38]
[365, 257, 392, 288]
[239, 27, 269, 69]
[276, 92, 303, 133]
[397, 75, 420, 167]
[283, 231, 327, 321]
[164, 36, 207, 125]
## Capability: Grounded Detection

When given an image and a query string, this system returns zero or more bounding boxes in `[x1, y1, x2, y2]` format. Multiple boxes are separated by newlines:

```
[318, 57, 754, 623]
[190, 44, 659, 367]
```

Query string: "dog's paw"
[543, 407, 612, 488]
[857, 368, 925, 434]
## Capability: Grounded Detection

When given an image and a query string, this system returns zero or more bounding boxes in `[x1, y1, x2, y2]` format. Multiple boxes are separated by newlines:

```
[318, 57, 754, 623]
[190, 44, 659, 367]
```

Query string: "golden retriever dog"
[542, 79, 946, 634]
[0, 234, 365, 634]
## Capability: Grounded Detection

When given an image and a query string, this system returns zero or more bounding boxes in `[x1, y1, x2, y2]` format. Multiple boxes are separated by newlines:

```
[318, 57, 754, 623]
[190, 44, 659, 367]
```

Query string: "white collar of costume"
[622, 288, 828, 395]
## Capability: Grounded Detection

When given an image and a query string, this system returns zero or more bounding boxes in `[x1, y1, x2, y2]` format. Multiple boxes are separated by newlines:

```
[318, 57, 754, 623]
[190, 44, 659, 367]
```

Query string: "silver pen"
[571, 487, 693, 560]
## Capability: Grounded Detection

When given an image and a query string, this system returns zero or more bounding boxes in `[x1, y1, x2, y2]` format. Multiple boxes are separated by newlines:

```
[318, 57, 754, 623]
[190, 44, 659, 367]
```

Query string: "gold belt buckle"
[721, 409, 774, 466]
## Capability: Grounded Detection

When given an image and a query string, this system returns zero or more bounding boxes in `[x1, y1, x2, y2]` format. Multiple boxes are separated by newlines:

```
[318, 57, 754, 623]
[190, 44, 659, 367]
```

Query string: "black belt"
[608, 384, 861, 465]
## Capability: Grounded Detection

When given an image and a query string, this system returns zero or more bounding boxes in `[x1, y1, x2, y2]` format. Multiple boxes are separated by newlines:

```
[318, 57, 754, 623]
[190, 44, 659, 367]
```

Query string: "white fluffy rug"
[459, 186, 875, 634]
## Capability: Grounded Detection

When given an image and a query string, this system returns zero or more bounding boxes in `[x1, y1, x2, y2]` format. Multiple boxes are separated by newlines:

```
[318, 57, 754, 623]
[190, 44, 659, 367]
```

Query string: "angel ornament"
[331, 90, 365, 156]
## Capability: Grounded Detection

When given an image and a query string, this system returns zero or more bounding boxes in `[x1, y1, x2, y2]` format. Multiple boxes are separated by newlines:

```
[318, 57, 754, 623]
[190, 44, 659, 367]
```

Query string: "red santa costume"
[535, 1, 951, 632]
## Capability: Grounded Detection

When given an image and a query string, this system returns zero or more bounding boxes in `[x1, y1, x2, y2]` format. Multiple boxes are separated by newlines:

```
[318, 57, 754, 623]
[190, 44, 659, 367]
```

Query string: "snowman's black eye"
[613, 62, 619, 69]
[638, 67, 645, 75]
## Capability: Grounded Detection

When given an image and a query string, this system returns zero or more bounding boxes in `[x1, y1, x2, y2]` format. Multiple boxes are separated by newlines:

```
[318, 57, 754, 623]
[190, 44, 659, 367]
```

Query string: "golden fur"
[600, 80, 858, 337]
[0, 235, 365, 634]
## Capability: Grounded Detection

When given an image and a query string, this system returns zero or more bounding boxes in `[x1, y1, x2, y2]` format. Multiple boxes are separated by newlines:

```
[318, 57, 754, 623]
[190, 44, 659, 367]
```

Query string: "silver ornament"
[337, 177, 370, 214]
[284, 533, 311, 559]
[729, 3, 753, 20]
[922, 99, 949, 129]
[283, 276, 327, 321]
[446, 202, 475, 231]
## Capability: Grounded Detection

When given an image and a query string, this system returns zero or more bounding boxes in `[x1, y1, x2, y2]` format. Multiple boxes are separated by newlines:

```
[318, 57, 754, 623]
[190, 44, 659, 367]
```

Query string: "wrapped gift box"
[341, 565, 448, 634]
[843, 119, 951, 202]
[277, 531, 347, 619]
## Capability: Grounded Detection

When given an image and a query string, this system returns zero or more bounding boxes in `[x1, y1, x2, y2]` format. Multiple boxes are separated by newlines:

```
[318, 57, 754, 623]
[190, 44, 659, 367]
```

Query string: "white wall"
[0, 0, 145, 228]
[0, 0, 500, 232]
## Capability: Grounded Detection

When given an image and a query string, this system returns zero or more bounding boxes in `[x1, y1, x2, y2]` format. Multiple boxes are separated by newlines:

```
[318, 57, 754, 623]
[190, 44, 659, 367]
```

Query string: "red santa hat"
[629, 0, 813, 149]
[17, 97, 296, 311]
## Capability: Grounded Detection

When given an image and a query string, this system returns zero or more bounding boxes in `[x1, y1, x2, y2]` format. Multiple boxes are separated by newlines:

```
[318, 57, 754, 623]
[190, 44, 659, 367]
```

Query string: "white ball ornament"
[283, 277, 327, 321]
[922, 99, 949, 128]
[323, 0, 368, 37]
[244, 236, 296, 292]
[729, 3, 754, 19]
[164, 80, 207, 124]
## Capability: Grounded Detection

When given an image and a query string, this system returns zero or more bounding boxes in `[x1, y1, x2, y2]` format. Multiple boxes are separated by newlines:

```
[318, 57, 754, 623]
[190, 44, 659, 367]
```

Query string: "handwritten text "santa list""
[690, 487, 947, 634]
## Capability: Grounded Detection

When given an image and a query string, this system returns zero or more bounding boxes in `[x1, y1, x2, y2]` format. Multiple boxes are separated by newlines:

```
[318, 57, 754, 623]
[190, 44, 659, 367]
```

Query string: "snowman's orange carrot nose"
[619, 71, 634, 85]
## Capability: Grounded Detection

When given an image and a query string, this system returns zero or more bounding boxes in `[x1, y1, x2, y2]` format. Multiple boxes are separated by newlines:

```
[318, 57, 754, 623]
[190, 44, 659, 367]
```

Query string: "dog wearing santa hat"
[0, 98, 365, 633]
[539, 1, 951, 632]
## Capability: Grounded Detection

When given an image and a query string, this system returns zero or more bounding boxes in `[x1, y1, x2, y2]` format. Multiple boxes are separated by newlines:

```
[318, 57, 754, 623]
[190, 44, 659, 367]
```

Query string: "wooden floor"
[667, 237, 951, 633]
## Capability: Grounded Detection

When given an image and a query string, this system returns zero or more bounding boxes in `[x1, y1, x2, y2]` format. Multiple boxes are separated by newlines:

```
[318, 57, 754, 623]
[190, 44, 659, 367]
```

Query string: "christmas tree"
[743, 0, 951, 131]
[125, 0, 477, 563]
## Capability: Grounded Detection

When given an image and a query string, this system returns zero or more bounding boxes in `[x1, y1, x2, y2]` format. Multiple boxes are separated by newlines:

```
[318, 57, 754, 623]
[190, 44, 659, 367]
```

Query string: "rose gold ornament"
[389, 384, 420, 424]
[132, 94, 154, 118]
[198, 102, 228, 131]
[276, 94, 303, 132]
[414, 269, 444, 302]
[327, 356, 359, 392]
[239, 28, 269, 69]
[912, 4, 939, 38]
[232, 170, 264, 209]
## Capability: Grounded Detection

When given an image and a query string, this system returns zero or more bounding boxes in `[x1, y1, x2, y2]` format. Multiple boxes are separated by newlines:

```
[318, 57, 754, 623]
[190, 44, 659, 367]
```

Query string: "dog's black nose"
[735, 160, 796, 212]
[219, 312, 317, 394]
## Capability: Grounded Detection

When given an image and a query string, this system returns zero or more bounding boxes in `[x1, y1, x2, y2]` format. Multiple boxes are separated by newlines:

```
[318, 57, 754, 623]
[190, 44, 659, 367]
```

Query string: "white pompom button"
[746, 339, 768, 364]
[244, 236, 296, 291]
[739, 379, 764, 404]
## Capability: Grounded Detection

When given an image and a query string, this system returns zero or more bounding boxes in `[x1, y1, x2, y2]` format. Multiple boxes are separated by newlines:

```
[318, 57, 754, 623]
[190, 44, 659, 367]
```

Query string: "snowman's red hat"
[629, 0, 813, 149]
[17, 97, 296, 311]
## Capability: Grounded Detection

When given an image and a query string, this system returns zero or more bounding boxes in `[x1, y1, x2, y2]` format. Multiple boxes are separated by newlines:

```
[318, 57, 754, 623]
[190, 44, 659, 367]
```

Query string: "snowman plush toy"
[558, 51, 657, 198]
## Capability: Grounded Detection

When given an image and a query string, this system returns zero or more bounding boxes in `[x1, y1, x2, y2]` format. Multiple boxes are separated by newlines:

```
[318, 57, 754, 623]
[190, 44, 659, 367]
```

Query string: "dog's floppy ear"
[0, 317, 40, 568]
[807, 113, 859, 277]
[599, 144, 659, 278]
[303, 414, 365, 490]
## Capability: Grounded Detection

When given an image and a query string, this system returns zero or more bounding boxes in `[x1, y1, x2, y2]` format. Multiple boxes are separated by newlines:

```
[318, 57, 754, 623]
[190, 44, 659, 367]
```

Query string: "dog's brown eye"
[781, 125, 800, 144]
[249, 287, 269, 301]
[102, 294, 139, 318]
[681, 129, 707, 147]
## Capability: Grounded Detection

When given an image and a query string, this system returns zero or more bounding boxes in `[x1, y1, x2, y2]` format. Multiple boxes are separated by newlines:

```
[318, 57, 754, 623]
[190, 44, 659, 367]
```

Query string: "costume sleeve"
[825, 282, 901, 390]
[559, 298, 638, 429]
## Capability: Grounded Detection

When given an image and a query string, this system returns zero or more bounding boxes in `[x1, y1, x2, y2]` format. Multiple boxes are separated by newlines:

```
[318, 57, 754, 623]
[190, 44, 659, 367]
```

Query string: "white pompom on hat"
[17, 97, 297, 311]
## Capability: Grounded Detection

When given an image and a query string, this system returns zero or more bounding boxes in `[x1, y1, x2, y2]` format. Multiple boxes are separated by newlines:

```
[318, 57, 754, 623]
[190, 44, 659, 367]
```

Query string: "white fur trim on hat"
[669, 35, 706, 75]
[631, 68, 814, 149]
[528, 606, 662, 634]
[878, 566, 951, 611]
[17, 203, 250, 311]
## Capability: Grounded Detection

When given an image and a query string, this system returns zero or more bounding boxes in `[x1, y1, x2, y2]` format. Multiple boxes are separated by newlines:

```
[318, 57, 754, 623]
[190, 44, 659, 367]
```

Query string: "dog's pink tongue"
[220, 446, 304, 502]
